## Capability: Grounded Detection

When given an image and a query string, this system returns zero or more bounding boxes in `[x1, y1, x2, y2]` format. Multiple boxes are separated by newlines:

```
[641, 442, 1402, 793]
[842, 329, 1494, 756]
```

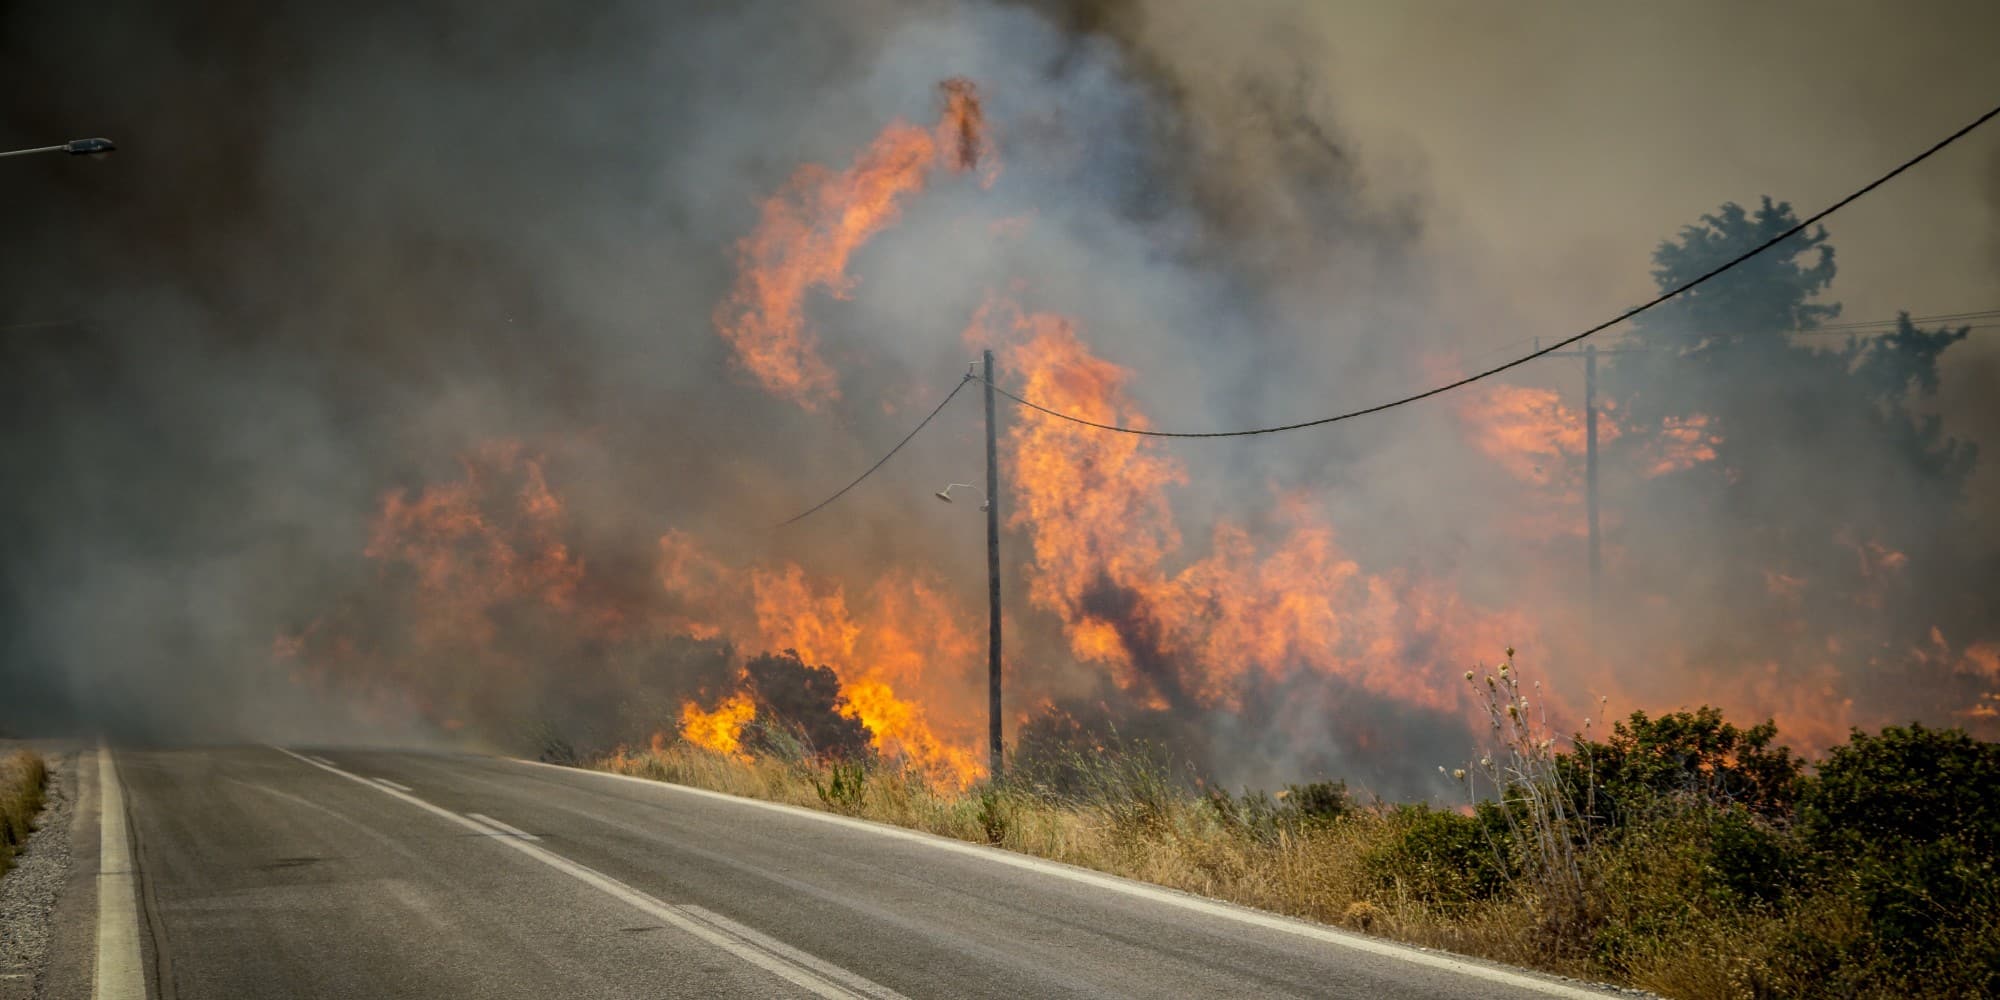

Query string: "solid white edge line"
[270, 747, 897, 1000]
[93, 744, 145, 1000]
[465, 813, 539, 841]
[513, 757, 1627, 1000]
[374, 778, 413, 793]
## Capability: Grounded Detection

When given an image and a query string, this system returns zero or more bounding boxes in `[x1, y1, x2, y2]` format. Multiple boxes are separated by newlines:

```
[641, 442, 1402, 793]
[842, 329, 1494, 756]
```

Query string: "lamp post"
[1, 138, 117, 159]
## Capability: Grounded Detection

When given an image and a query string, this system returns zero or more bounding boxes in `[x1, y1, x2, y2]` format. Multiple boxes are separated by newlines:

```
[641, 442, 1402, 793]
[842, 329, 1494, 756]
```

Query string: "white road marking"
[307, 755, 336, 767]
[681, 906, 905, 999]
[272, 747, 903, 1000]
[520, 758, 1622, 1000]
[374, 778, 413, 793]
[465, 813, 538, 841]
[94, 745, 145, 1000]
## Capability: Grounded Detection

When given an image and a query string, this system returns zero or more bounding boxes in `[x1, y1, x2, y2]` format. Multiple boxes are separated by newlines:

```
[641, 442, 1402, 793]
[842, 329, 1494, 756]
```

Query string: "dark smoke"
[4, 1, 1996, 801]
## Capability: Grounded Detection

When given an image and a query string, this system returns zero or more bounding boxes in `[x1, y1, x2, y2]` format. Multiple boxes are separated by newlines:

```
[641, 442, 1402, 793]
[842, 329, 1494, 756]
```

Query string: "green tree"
[1598, 198, 1981, 719]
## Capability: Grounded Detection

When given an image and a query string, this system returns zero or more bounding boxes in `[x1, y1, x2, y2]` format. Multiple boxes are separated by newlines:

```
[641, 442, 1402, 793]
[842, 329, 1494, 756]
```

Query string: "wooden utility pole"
[1549, 344, 1642, 614]
[1584, 344, 1600, 609]
[982, 349, 1004, 777]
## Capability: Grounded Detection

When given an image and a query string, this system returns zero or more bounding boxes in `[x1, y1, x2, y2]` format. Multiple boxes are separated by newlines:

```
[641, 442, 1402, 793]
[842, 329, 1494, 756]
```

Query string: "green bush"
[811, 760, 868, 813]
[1796, 723, 2000, 992]
[1283, 780, 1354, 826]
[1363, 803, 1517, 913]
[1201, 780, 1353, 844]
[1561, 706, 1802, 826]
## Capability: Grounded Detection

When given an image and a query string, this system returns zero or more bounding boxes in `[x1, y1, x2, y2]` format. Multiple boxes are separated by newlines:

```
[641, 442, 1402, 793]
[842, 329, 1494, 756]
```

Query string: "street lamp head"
[64, 137, 115, 157]
[935, 483, 988, 511]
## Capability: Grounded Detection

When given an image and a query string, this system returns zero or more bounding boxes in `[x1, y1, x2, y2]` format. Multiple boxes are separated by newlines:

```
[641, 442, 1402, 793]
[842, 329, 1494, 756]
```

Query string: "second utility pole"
[1584, 344, 1600, 611]
[982, 349, 1004, 778]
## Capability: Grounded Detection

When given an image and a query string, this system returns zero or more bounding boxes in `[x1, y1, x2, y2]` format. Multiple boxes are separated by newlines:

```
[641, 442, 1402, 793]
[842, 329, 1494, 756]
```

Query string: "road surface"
[36, 746, 1625, 999]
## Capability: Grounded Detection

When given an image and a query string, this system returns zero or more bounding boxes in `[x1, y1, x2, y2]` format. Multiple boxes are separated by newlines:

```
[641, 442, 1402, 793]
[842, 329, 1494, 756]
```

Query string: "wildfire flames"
[975, 301, 1532, 722]
[680, 694, 756, 758]
[712, 77, 997, 409]
[280, 75, 1994, 797]
[663, 543, 987, 787]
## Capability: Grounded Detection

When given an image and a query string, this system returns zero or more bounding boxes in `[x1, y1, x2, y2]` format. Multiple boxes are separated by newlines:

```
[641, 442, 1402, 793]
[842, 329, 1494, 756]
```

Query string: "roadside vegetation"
[594, 656, 1999, 1000]
[0, 749, 49, 878]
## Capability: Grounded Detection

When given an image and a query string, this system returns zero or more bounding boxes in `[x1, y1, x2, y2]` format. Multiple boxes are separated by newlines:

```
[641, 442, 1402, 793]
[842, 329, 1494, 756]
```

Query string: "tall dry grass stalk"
[1457, 650, 1599, 917]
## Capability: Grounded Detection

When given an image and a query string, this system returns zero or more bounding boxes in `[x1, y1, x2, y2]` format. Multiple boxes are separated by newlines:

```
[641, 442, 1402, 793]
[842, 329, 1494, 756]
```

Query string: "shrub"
[1283, 780, 1354, 827]
[1561, 706, 1802, 826]
[1364, 803, 1517, 913]
[1797, 723, 2000, 991]
[1203, 780, 1354, 844]
[810, 759, 868, 813]
[742, 650, 875, 761]
[1, 750, 48, 876]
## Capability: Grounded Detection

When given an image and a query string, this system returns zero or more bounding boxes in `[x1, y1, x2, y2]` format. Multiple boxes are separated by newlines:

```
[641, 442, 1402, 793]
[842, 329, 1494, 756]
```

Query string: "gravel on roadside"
[0, 750, 74, 1000]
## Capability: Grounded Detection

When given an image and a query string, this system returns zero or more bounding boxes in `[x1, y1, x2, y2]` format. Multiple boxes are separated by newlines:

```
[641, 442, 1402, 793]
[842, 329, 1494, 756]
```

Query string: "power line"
[777, 375, 972, 527]
[1793, 308, 2000, 335]
[974, 100, 2000, 439]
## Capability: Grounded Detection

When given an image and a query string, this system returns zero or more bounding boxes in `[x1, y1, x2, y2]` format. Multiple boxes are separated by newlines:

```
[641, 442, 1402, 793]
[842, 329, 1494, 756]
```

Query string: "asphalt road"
[38, 746, 1627, 999]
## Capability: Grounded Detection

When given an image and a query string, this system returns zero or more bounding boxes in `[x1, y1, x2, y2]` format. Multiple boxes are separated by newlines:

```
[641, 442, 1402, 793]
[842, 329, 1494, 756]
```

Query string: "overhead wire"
[972, 100, 2000, 439]
[776, 99, 2000, 523]
[776, 375, 972, 526]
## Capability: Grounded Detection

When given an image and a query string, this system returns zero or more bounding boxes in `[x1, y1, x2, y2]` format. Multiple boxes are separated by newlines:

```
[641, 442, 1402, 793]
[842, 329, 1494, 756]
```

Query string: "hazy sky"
[1121, 0, 2000, 400]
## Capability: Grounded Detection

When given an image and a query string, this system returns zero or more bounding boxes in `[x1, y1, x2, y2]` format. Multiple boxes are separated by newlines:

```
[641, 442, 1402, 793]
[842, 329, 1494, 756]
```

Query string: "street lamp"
[933, 483, 988, 511]
[1, 137, 117, 159]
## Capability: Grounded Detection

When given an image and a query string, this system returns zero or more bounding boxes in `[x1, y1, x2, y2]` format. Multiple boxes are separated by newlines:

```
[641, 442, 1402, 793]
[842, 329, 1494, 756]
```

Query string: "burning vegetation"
[282, 77, 1995, 808]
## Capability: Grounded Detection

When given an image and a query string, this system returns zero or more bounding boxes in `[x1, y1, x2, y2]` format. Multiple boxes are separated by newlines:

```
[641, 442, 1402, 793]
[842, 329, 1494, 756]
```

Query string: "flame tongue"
[713, 78, 998, 409]
[681, 694, 756, 757]
[655, 543, 988, 788]
[980, 302, 1531, 723]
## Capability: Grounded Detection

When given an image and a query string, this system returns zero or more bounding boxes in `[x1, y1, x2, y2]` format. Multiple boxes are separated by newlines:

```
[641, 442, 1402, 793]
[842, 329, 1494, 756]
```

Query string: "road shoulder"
[0, 748, 74, 1000]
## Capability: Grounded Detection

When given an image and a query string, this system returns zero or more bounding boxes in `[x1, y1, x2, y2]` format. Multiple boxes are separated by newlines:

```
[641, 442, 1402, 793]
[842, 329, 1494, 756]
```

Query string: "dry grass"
[0, 749, 49, 878]
[596, 740, 1996, 998]
[596, 745, 1614, 985]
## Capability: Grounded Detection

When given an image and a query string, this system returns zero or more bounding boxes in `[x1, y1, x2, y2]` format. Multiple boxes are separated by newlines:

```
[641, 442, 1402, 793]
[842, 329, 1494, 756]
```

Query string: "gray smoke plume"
[3, 1, 1995, 797]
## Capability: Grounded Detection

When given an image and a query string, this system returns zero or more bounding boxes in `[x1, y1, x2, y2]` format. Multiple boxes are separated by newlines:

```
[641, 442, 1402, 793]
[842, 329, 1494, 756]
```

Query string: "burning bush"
[741, 650, 875, 762]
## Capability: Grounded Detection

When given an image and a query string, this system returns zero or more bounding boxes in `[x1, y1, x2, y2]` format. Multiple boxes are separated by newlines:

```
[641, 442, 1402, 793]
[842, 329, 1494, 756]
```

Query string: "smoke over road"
[2, 1, 1996, 796]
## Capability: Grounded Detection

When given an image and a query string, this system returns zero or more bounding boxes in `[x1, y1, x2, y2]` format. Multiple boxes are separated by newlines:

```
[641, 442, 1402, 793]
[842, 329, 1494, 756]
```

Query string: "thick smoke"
[3, 1, 1996, 796]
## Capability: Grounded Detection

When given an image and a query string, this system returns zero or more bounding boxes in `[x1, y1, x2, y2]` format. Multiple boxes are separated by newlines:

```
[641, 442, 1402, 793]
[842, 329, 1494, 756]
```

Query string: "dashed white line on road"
[373, 778, 412, 793]
[271, 746, 903, 1000]
[306, 755, 336, 767]
[466, 813, 537, 841]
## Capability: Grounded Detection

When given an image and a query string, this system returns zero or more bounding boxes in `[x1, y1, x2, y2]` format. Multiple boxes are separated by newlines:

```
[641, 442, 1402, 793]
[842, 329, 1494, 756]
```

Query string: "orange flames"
[1916, 628, 2000, 727]
[974, 300, 1532, 722]
[659, 546, 988, 787]
[680, 694, 756, 758]
[1457, 384, 1613, 491]
[288, 76, 1987, 794]
[712, 77, 997, 409]
[1647, 413, 1721, 477]
[362, 440, 586, 646]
